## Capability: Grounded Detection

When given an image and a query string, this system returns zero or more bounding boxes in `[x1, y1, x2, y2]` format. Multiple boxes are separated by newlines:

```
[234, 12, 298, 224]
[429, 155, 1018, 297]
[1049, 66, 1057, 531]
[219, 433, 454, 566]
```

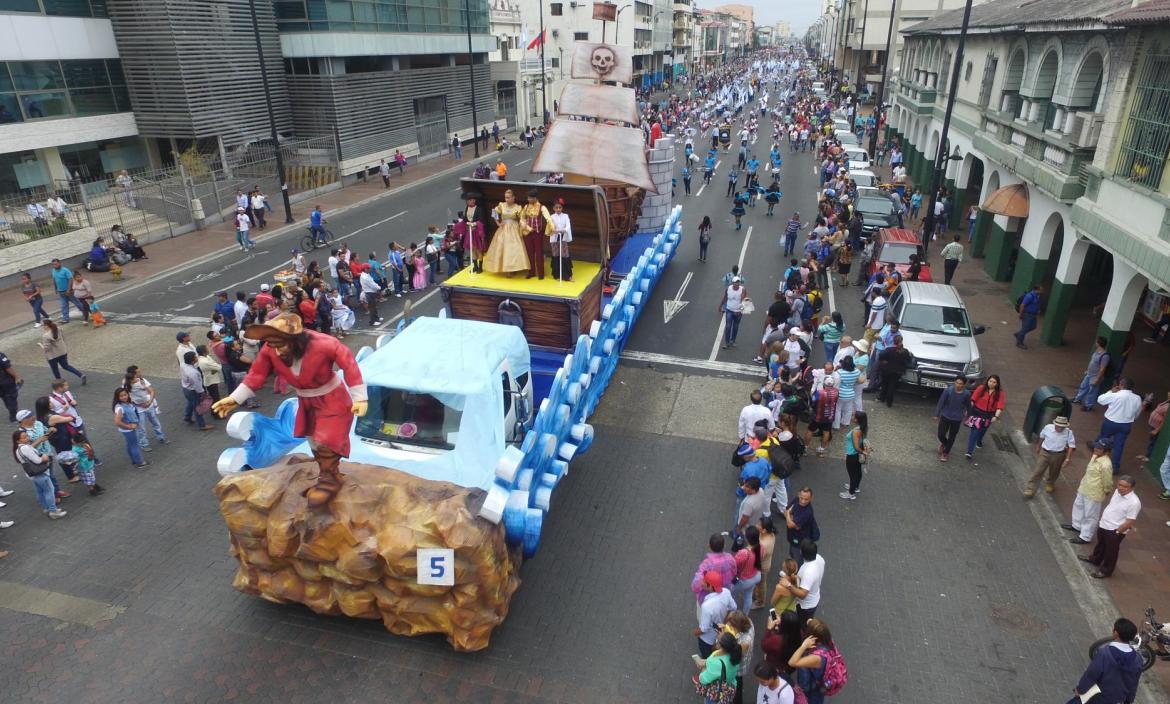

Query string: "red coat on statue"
[229, 331, 366, 457]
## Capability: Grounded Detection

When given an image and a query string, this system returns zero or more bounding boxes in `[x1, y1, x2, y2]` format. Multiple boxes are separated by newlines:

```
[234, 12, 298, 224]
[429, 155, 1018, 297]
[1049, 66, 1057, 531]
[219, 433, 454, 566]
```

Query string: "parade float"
[212, 39, 680, 651]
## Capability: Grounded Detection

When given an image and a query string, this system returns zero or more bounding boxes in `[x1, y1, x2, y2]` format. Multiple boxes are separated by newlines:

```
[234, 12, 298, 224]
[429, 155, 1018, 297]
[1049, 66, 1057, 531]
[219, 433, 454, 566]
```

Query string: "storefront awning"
[981, 183, 1029, 218]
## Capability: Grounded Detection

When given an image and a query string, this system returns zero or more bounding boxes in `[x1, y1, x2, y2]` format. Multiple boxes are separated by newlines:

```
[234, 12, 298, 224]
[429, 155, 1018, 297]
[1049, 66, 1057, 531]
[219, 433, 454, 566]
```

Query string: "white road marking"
[515, 158, 532, 166]
[621, 350, 762, 378]
[197, 211, 409, 299]
[695, 183, 707, 197]
[709, 225, 753, 362]
[663, 271, 693, 323]
[373, 286, 442, 330]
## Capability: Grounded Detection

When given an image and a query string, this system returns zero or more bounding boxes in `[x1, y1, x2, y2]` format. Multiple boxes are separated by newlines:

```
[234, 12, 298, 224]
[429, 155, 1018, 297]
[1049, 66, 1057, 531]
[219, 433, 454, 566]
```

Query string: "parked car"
[855, 194, 900, 237]
[886, 282, 986, 388]
[843, 146, 871, 170]
[848, 169, 879, 188]
[834, 129, 861, 146]
[867, 228, 933, 282]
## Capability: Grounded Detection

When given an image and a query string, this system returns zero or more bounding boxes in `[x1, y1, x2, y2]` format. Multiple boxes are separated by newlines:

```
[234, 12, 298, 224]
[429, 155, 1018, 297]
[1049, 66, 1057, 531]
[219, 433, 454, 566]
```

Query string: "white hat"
[823, 376, 836, 387]
[732, 276, 742, 283]
[16, 409, 33, 421]
[260, 284, 270, 291]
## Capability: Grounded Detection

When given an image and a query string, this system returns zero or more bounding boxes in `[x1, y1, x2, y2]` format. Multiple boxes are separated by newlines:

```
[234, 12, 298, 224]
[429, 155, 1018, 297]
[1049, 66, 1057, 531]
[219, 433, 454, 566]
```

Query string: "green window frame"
[1115, 47, 1170, 191]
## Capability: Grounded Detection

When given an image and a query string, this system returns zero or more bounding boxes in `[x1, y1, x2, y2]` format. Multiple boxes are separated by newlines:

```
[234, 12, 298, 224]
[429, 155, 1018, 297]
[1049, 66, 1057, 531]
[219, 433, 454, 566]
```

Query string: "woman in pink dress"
[411, 248, 428, 290]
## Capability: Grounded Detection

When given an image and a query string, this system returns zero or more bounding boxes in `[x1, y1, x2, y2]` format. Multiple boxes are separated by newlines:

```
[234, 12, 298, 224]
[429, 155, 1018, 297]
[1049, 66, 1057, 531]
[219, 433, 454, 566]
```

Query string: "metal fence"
[0, 135, 339, 250]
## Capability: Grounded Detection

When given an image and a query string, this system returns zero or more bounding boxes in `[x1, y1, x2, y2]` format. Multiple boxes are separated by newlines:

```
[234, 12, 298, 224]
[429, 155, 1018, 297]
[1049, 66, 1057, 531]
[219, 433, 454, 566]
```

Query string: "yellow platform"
[443, 258, 599, 299]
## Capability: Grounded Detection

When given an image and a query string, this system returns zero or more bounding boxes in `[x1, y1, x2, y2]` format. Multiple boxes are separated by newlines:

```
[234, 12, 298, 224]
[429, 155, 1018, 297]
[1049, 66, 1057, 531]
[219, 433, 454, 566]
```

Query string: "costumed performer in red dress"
[211, 312, 366, 507]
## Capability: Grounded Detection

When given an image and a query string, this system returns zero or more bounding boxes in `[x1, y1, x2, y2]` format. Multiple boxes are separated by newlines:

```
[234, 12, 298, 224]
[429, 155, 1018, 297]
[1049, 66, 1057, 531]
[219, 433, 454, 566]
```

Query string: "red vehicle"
[867, 228, 933, 283]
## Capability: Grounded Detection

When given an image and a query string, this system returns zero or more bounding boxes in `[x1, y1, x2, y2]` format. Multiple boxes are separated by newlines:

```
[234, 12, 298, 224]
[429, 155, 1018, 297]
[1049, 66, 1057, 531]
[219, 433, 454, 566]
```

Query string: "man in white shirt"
[1096, 378, 1143, 471]
[738, 390, 773, 441]
[47, 194, 68, 218]
[693, 570, 736, 658]
[232, 292, 248, 331]
[1080, 474, 1141, 579]
[358, 265, 383, 326]
[234, 207, 254, 251]
[327, 249, 341, 282]
[1024, 415, 1076, 498]
[864, 293, 887, 344]
[783, 539, 824, 622]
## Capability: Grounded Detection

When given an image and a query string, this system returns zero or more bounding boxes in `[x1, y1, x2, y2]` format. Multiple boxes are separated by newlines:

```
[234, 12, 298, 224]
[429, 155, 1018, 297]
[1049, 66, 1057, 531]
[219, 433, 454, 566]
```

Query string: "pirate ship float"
[213, 38, 681, 652]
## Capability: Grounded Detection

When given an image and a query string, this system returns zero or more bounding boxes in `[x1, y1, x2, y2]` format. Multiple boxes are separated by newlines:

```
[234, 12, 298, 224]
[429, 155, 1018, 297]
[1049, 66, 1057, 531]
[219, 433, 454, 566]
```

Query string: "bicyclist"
[310, 205, 327, 245]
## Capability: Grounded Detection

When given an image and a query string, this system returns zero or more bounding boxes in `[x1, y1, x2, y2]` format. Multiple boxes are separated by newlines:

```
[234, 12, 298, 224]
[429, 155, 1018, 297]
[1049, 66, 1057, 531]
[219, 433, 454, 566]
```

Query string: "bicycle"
[1088, 606, 1170, 672]
[300, 226, 335, 252]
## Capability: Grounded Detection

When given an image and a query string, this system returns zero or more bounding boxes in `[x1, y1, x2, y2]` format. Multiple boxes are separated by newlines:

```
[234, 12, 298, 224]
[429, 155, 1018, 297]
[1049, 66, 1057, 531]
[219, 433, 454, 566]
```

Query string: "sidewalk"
[894, 172, 1170, 692]
[0, 149, 505, 338]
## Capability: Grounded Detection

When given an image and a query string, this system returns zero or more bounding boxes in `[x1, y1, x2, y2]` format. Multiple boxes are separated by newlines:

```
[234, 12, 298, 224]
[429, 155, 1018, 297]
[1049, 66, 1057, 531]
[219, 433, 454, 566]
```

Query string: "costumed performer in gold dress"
[483, 188, 530, 275]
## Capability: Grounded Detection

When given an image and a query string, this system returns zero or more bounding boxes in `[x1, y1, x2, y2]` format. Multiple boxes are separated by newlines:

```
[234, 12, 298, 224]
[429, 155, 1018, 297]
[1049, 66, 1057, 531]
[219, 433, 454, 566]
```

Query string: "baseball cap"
[823, 376, 836, 387]
[1093, 438, 1113, 450]
[732, 276, 742, 283]
[15, 410, 32, 421]
[260, 283, 270, 291]
[216, 290, 227, 296]
[704, 570, 723, 593]
[175, 331, 190, 342]
[736, 442, 755, 457]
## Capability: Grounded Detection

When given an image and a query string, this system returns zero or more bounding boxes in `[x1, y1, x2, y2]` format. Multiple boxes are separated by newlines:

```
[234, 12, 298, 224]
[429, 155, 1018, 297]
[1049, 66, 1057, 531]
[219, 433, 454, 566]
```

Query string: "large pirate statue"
[212, 313, 366, 507]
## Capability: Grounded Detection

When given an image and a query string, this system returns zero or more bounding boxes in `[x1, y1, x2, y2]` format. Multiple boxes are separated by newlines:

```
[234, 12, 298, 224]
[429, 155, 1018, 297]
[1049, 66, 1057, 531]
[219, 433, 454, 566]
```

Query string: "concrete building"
[836, 0, 987, 97]
[888, 0, 1170, 405]
[0, 1, 147, 196]
[696, 10, 729, 70]
[0, 0, 500, 196]
[774, 20, 791, 40]
[671, 0, 697, 82]
[272, 0, 495, 172]
[487, 0, 550, 132]
[756, 25, 773, 47]
[510, 0, 671, 107]
[711, 3, 752, 40]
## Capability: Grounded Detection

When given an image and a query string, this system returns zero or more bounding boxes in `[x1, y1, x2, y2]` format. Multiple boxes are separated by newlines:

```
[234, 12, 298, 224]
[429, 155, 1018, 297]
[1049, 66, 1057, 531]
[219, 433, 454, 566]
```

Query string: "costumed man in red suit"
[521, 188, 553, 280]
[211, 313, 366, 507]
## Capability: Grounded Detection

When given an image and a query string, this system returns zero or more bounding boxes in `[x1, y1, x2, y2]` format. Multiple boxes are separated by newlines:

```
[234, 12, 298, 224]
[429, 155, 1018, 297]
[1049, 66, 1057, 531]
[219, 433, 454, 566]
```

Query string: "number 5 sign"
[416, 548, 455, 586]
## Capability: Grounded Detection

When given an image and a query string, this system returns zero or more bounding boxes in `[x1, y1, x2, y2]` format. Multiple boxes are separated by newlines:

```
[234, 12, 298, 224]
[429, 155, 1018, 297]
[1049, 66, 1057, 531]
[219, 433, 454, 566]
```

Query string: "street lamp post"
[858, 0, 871, 84]
[247, 0, 293, 224]
[868, 0, 898, 159]
[464, 0, 481, 158]
[538, 0, 548, 124]
[921, 0, 974, 257]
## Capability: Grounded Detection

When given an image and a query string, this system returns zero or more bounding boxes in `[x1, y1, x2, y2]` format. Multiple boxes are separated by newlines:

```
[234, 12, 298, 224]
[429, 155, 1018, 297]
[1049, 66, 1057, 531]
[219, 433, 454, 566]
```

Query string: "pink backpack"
[816, 645, 849, 696]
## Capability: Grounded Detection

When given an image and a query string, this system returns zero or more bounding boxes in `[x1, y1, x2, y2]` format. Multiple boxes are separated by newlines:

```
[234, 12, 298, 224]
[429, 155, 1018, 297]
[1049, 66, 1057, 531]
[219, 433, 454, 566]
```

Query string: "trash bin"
[1023, 386, 1071, 441]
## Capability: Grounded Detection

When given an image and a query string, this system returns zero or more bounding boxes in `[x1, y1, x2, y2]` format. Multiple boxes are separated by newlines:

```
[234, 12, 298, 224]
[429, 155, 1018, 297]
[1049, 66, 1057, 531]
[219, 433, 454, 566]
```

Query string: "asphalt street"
[94, 148, 545, 334]
[0, 120, 1139, 702]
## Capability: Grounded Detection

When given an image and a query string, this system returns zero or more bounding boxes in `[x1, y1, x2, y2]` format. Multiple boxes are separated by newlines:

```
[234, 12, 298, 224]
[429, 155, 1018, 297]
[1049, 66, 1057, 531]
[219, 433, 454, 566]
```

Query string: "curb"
[1005, 424, 1167, 704]
[0, 151, 505, 346]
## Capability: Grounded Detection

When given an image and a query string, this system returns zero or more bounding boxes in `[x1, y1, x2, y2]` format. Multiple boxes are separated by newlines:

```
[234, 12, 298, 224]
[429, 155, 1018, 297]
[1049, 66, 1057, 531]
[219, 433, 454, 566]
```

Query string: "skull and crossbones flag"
[571, 42, 633, 85]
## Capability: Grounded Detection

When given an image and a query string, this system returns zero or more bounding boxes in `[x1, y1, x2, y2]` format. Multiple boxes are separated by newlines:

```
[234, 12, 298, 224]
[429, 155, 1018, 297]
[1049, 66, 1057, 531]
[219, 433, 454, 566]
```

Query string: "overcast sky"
[696, 1, 820, 36]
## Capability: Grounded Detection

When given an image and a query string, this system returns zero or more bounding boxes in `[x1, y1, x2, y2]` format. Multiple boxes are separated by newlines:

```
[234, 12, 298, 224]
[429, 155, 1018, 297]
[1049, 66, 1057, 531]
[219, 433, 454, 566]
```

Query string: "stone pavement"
[876, 153, 1170, 694]
[924, 241, 1170, 694]
[0, 352, 1115, 703]
[0, 147, 511, 337]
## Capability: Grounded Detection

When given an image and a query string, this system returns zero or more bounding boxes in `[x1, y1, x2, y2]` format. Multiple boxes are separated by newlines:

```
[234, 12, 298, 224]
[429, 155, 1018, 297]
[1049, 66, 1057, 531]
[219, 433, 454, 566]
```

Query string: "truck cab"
[347, 317, 533, 490]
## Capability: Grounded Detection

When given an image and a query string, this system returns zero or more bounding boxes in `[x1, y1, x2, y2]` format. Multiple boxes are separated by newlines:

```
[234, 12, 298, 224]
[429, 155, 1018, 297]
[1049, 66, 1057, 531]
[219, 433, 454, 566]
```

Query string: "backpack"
[800, 297, 814, 322]
[497, 299, 524, 329]
[765, 442, 795, 479]
[809, 291, 824, 313]
[815, 645, 849, 696]
[785, 267, 803, 291]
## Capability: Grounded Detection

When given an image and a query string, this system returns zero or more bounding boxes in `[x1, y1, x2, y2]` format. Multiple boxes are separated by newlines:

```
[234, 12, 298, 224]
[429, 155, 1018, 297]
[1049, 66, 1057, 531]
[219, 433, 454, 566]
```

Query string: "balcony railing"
[979, 108, 1100, 199]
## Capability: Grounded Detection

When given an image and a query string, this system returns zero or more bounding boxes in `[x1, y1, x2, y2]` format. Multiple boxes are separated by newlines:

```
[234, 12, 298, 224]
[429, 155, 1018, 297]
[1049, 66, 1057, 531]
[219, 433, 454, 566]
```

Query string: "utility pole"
[248, 0, 293, 223]
[868, 0, 898, 159]
[921, 0, 973, 257]
[465, 0, 480, 157]
[538, 0, 548, 125]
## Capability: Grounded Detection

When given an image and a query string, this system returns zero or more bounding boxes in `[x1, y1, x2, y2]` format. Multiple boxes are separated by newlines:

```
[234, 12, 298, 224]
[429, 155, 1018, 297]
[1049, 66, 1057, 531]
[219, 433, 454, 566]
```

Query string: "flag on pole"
[526, 29, 546, 50]
[520, 25, 529, 48]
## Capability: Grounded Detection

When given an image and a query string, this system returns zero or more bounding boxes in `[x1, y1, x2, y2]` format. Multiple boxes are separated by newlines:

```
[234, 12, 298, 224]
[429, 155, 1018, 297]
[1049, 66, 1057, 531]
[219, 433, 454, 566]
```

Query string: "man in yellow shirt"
[1063, 439, 1117, 544]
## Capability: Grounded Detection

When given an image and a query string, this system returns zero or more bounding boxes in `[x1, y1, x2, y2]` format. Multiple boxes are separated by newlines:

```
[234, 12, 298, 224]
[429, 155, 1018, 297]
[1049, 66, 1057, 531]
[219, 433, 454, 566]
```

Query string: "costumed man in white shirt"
[1095, 378, 1143, 471]
[1079, 473, 1141, 579]
[549, 199, 573, 282]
